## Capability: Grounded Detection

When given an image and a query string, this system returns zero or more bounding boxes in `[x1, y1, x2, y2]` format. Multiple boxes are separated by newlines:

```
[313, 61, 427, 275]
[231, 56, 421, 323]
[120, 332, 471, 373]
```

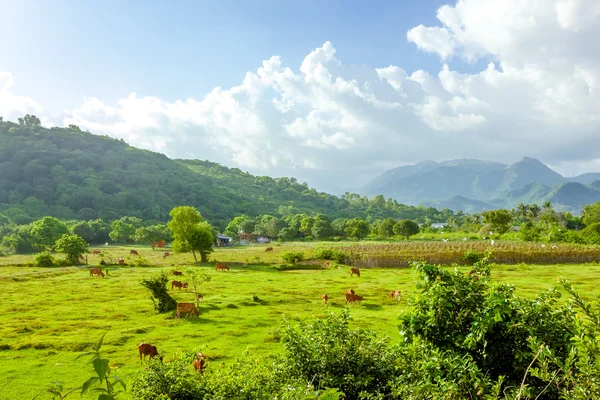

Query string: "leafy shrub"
[140, 273, 177, 313]
[34, 251, 56, 268]
[281, 251, 305, 264]
[128, 255, 151, 267]
[463, 250, 482, 265]
[314, 248, 347, 263]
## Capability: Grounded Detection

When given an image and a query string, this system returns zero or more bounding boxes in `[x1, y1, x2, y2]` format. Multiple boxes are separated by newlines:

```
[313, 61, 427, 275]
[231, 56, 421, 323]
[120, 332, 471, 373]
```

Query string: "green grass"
[1, 243, 599, 399]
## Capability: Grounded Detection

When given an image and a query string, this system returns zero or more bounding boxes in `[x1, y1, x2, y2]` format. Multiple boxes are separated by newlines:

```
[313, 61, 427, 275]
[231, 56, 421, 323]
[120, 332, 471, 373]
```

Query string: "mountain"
[362, 157, 600, 212]
[0, 120, 443, 228]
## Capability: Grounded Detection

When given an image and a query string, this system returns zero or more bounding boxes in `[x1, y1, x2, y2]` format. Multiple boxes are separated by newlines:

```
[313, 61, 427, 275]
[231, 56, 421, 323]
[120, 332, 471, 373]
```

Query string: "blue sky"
[1, 0, 599, 192]
[2, 0, 468, 113]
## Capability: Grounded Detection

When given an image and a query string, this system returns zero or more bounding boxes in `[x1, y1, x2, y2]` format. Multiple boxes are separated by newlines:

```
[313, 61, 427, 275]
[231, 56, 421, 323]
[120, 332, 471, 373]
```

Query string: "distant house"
[237, 232, 271, 245]
[216, 235, 232, 247]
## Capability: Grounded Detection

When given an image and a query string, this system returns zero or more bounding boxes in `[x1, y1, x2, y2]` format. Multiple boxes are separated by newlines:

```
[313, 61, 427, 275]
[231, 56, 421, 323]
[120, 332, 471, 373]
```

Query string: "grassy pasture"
[1, 243, 600, 399]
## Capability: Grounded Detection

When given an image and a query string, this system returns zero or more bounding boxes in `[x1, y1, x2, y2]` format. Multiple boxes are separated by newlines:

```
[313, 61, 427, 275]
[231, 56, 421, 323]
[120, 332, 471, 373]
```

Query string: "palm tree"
[517, 203, 529, 220]
[529, 203, 541, 220]
[543, 201, 553, 211]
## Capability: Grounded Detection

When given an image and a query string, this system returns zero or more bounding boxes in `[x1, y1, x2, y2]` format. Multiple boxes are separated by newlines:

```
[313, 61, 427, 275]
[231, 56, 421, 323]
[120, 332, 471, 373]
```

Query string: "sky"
[1, 0, 599, 193]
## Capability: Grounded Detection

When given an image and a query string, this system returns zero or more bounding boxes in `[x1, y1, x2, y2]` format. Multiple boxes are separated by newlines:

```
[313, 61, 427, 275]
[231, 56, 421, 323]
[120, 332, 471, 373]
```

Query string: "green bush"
[281, 251, 305, 264]
[314, 248, 347, 263]
[463, 250, 483, 265]
[34, 251, 55, 268]
[140, 272, 177, 313]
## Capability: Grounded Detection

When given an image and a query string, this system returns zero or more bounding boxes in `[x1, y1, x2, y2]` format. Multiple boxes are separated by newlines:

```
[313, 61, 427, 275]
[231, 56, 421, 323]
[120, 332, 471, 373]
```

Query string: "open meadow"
[2, 242, 600, 399]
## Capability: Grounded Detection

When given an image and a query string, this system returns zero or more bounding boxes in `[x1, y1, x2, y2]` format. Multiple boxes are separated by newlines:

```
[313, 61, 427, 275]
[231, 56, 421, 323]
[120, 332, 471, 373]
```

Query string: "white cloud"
[2, 0, 600, 193]
[0, 71, 43, 119]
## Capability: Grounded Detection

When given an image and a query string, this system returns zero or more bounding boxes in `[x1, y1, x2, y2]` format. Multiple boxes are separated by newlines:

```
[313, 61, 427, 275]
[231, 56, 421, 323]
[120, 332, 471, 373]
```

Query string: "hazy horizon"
[1, 0, 599, 193]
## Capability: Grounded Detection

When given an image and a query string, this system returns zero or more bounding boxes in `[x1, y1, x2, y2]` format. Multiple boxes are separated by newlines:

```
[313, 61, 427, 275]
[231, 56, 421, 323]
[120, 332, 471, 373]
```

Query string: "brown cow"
[171, 280, 188, 290]
[137, 343, 162, 363]
[265, 247, 274, 252]
[388, 290, 402, 301]
[89, 267, 104, 278]
[171, 270, 183, 276]
[176, 302, 199, 319]
[215, 262, 229, 271]
[345, 292, 364, 304]
[350, 267, 360, 277]
[346, 289, 355, 295]
[92, 250, 101, 255]
[193, 352, 207, 374]
[130, 250, 139, 255]
[322, 294, 328, 304]
[118, 258, 125, 265]
[163, 252, 170, 259]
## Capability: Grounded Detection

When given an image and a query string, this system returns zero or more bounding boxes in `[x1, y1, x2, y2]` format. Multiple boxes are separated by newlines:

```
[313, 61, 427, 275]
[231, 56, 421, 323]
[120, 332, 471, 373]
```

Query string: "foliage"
[109, 216, 142, 243]
[481, 209, 513, 234]
[30, 216, 69, 251]
[75, 333, 126, 399]
[581, 201, 600, 226]
[463, 249, 483, 265]
[168, 207, 214, 262]
[133, 224, 171, 245]
[54, 234, 88, 264]
[183, 268, 212, 307]
[520, 221, 541, 242]
[140, 272, 177, 313]
[283, 310, 399, 399]
[281, 251, 305, 264]
[344, 218, 370, 239]
[34, 251, 56, 268]
[581, 222, 600, 245]
[314, 248, 347, 263]
[393, 219, 420, 240]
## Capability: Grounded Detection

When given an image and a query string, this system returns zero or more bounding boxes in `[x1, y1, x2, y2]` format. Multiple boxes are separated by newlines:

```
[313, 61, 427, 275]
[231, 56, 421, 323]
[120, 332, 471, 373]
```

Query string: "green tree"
[582, 202, 600, 226]
[168, 206, 214, 262]
[393, 219, 420, 240]
[55, 233, 88, 264]
[528, 203, 541, 220]
[183, 268, 212, 307]
[71, 221, 97, 243]
[481, 209, 513, 234]
[30, 216, 70, 250]
[311, 214, 333, 239]
[133, 224, 171, 245]
[18, 114, 41, 127]
[344, 218, 370, 239]
[224, 214, 250, 238]
[516, 203, 529, 220]
[109, 216, 142, 243]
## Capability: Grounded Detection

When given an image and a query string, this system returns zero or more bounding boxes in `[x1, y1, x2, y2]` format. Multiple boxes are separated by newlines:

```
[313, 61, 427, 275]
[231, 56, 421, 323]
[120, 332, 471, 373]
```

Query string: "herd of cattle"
[87, 248, 403, 372]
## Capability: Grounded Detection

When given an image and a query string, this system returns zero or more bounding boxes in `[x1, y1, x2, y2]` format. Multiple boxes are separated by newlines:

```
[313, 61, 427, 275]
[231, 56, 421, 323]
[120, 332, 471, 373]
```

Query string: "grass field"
[1, 243, 600, 399]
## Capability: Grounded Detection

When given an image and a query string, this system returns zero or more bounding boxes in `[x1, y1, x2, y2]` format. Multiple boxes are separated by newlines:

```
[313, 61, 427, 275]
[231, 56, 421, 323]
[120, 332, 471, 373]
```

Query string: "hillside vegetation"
[0, 117, 443, 229]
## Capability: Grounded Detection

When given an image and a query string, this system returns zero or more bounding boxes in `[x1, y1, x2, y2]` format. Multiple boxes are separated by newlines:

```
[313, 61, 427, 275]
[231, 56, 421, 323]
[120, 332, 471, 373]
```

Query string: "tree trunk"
[192, 250, 198, 262]
[200, 251, 208, 263]
[406, 235, 409, 240]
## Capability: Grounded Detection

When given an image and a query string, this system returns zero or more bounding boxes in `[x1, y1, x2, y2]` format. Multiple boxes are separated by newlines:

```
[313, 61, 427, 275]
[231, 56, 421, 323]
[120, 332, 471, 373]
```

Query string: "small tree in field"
[393, 219, 420, 240]
[184, 268, 212, 307]
[55, 234, 88, 264]
[481, 209, 513, 234]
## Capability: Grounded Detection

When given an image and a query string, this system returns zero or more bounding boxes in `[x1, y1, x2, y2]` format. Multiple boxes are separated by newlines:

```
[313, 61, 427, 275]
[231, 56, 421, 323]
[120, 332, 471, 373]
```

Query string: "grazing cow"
[346, 289, 355, 295]
[118, 258, 125, 265]
[137, 343, 162, 363]
[345, 292, 364, 304]
[171, 270, 183, 276]
[92, 250, 101, 255]
[163, 252, 170, 259]
[193, 352, 207, 374]
[388, 290, 401, 301]
[215, 262, 229, 272]
[171, 280, 188, 290]
[350, 267, 360, 277]
[176, 302, 199, 319]
[89, 267, 105, 278]
[130, 250, 139, 255]
[265, 247, 274, 252]
[322, 294, 328, 304]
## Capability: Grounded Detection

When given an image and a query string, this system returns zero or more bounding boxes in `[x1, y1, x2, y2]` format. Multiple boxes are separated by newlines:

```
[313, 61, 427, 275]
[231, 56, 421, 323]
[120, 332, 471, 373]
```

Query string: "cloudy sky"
[1, 0, 599, 193]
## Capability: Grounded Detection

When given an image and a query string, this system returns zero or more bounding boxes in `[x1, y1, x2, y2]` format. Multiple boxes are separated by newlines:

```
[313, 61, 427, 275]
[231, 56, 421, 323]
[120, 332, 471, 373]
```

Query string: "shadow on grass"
[362, 303, 383, 310]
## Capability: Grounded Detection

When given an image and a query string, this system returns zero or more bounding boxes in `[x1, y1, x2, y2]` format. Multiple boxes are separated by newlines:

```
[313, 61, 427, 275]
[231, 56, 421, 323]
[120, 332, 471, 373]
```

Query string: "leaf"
[75, 351, 94, 360]
[93, 358, 110, 382]
[81, 376, 99, 394]
[112, 375, 127, 392]
[94, 332, 107, 351]
[98, 395, 116, 400]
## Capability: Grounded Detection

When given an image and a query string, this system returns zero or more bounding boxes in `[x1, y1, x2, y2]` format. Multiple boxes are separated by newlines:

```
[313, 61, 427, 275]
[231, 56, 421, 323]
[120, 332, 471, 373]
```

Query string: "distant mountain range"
[361, 157, 600, 213]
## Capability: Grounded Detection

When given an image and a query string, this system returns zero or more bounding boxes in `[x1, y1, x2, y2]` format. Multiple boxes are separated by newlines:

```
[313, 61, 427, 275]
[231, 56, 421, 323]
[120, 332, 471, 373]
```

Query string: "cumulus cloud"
[2, 0, 600, 192]
[0, 71, 43, 119]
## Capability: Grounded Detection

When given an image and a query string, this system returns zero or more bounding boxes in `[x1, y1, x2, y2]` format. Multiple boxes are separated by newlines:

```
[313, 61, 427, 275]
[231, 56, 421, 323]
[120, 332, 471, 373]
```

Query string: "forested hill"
[0, 118, 447, 228]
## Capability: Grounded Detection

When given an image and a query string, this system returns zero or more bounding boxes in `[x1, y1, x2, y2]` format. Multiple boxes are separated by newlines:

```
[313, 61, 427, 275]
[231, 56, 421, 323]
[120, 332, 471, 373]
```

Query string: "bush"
[281, 251, 305, 264]
[140, 272, 177, 313]
[34, 251, 55, 268]
[128, 255, 151, 266]
[314, 248, 347, 263]
[463, 250, 483, 265]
